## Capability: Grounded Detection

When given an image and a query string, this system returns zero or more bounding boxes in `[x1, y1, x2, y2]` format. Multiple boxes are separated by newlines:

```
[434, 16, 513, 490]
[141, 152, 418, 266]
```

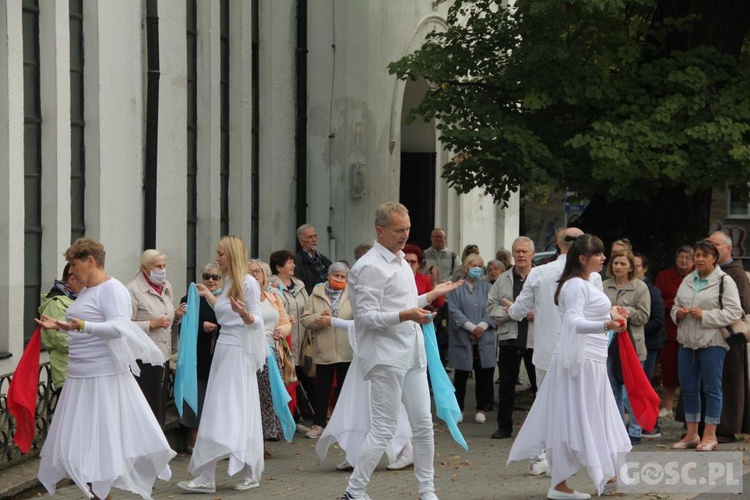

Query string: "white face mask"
[149, 268, 167, 284]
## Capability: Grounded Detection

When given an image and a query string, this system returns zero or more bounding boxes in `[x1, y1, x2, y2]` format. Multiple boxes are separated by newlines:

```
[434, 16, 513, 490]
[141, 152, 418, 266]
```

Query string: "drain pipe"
[143, 0, 160, 249]
[295, 0, 308, 247]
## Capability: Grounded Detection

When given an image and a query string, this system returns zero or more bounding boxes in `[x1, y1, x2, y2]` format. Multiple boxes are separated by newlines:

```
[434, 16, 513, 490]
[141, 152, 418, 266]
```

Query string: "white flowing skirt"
[189, 343, 264, 480]
[38, 370, 176, 499]
[508, 354, 631, 494]
[316, 357, 411, 465]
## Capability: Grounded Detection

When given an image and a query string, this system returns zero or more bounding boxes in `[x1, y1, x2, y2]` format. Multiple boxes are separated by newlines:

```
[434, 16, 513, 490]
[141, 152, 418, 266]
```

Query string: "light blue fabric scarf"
[267, 344, 296, 442]
[175, 283, 199, 417]
[423, 321, 468, 451]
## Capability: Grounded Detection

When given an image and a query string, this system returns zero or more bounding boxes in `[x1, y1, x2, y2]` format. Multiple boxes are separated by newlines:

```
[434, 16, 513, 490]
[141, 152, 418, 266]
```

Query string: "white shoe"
[475, 412, 486, 424]
[233, 479, 260, 491]
[336, 459, 354, 471]
[306, 424, 324, 438]
[420, 492, 439, 500]
[458, 413, 464, 423]
[546, 487, 590, 499]
[529, 457, 549, 476]
[177, 480, 216, 494]
[386, 455, 414, 470]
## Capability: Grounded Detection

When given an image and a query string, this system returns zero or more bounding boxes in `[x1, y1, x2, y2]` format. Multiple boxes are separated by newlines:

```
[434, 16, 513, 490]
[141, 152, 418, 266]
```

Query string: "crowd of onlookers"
[38, 225, 750, 466]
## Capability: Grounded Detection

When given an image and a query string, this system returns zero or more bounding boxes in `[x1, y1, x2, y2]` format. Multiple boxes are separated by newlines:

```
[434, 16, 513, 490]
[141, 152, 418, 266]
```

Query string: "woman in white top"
[248, 259, 292, 447]
[178, 235, 267, 494]
[36, 238, 174, 500]
[508, 234, 631, 500]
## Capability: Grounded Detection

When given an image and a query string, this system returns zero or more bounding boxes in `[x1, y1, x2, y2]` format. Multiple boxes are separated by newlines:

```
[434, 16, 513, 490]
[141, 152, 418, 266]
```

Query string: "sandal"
[671, 437, 700, 449]
[696, 439, 718, 451]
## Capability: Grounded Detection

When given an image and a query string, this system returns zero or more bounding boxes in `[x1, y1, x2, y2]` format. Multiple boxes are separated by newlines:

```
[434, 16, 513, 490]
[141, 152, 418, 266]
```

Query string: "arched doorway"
[399, 77, 436, 249]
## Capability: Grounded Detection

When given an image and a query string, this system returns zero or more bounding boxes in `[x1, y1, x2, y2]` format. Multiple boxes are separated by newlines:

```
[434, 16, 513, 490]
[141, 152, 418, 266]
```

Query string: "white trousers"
[192, 459, 255, 485]
[347, 364, 434, 497]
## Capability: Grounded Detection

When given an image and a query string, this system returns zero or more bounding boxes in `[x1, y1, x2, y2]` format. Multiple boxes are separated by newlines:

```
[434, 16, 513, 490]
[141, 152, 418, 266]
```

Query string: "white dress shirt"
[348, 241, 429, 378]
[507, 254, 603, 371]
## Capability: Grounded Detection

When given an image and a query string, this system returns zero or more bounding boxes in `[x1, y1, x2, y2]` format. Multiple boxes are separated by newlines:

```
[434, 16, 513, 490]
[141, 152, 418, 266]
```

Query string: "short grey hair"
[201, 262, 220, 274]
[375, 201, 408, 228]
[711, 231, 732, 247]
[487, 259, 506, 272]
[329, 261, 350, 274]
[512, 236, 535, 253]
[247, 259, 271, 286]
[676, 245, 694, 258]
[296, 224, 315, 240]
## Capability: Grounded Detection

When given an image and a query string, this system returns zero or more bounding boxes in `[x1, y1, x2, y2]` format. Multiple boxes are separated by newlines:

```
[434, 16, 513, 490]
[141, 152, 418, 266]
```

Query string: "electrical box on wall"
[351, 162, 366, 198]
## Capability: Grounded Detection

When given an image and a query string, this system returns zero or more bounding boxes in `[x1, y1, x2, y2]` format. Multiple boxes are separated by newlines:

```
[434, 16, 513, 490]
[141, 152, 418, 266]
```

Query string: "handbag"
[299, 329, 316, 378]
[718, 275, 750, 343]
[277, 338, 297, 384]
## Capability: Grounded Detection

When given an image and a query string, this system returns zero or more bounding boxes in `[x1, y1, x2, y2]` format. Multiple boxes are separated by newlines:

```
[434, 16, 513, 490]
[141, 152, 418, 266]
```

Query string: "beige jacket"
[126, 272, 176, 359]
[300, 283, 353, 365]
[603, 277, 651, 361]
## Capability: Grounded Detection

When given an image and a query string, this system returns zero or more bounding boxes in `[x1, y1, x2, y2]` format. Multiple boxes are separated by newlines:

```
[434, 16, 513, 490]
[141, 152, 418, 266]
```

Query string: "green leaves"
[389, 0, 750, 206]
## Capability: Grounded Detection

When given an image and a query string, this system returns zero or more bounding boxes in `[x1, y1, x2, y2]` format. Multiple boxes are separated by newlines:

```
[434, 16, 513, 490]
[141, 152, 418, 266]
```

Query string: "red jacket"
[655, 267, 686, 342]
[415, 272, 444, 310]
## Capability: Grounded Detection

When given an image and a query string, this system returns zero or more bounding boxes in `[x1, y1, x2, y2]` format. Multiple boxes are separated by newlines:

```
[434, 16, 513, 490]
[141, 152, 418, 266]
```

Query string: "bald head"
[709, 231, 733, 265]
[559, 228, 583, 254]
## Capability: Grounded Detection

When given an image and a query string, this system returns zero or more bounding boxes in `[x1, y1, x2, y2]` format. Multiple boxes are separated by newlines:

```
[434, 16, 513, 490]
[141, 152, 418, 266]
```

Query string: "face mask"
[468, 267, 483, 280]
[149, 268, 167, 284]
[329, 277, 347, 290]
[211, 287, 223, 297]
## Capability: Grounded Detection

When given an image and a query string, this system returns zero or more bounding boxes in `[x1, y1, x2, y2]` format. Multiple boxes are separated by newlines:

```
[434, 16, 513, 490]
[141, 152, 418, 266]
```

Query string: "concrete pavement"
[19, 393, 748, 500]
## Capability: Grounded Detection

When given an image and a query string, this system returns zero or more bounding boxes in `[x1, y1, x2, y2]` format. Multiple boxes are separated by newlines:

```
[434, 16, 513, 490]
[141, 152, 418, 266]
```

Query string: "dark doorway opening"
[399, 152, 436, 249]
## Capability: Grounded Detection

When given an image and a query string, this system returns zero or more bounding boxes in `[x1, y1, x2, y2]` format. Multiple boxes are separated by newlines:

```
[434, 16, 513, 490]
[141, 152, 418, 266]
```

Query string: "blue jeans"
[643, 348, 659, 382]
[606, 357, 642, 438]
[678, 345, 726, 424]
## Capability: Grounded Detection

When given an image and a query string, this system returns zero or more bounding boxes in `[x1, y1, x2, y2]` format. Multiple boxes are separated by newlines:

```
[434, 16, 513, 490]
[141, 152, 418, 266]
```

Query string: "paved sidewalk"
[25, 403, 748, 500]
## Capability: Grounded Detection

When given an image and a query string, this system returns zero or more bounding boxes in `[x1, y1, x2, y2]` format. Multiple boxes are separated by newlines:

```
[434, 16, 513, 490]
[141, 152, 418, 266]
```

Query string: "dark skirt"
[718, 341, 750, 436]
[134, 361, 168, 425]
[257, 348, 283, 440]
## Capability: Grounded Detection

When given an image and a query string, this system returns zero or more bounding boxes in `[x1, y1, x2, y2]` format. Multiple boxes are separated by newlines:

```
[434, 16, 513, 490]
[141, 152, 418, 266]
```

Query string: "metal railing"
[0, 362, 176, 471]
[0, 362, 56, 470]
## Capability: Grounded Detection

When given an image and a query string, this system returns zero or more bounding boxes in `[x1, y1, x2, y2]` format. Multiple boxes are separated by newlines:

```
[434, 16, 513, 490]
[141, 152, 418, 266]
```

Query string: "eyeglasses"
[250, 269, 264, 275]
[405, 259, 419, 265]
[202, 273, 221, 281]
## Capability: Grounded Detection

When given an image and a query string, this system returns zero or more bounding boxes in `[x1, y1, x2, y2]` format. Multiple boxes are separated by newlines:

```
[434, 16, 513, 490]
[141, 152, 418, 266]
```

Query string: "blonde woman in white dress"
[508, 234, 631, 500]
[178, 235, 267, 493]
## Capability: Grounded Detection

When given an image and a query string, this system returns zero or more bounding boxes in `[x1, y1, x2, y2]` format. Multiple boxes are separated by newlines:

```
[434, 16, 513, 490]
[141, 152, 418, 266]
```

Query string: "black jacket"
[294, 250, 332, 294]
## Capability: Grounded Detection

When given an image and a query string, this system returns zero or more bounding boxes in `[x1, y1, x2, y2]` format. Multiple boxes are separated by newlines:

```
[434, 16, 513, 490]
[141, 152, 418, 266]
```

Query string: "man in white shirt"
[342, 202, 460, 500]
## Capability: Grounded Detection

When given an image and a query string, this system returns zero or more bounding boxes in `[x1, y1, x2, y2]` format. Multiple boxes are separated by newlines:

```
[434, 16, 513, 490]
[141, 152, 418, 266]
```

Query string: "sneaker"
[658, 408, 673, 419]
[642, 425, 661, 438]
[177, 480, 216, 494]
[233, 479, 260, 491]
[475, 412, 486, 424]
[529, 457, 548, 476]
[386, 454, 414, 470]
[341, 492, 372, 500]
[336, 459, 354, 471]
[306, 424, 324, 439]
[629, 435, 641, 445]
[420, 492, 439, 500]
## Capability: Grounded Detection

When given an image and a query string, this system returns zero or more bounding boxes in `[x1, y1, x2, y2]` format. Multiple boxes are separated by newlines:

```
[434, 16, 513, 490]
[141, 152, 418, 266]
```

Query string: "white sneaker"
[306, 424, 324, 439]
[233, 479, 260, 491]
[336, 459, 354, 471]
[529, 457, 549, 476]
[546, 487, 590, 499]
[420, 492, 439, 500]
[386, 454, 414, 470]
[475, 412, 486, 424]
[177, 480, 216, 494]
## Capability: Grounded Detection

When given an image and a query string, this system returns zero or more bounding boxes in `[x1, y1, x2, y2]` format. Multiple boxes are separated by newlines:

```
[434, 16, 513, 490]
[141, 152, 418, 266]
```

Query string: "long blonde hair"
[220, 235, 249, 301]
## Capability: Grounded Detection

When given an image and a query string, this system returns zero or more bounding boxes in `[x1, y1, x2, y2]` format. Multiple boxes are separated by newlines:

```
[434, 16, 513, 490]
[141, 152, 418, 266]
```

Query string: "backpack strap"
[719, 274, 724, 310]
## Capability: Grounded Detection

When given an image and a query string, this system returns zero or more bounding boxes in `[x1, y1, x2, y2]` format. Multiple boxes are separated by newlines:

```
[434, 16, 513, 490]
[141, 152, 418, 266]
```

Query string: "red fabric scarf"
[7, 326, 42, 453]
[618, 330, 660, 432]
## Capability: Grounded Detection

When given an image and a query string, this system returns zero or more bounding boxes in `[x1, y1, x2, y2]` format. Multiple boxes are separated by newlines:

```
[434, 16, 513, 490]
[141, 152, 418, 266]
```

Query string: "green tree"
[389, 0, 750, 268]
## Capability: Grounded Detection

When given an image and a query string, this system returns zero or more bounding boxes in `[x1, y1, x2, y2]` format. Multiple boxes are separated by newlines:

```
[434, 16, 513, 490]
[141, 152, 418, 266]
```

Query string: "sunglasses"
[202, 273, 221, 281]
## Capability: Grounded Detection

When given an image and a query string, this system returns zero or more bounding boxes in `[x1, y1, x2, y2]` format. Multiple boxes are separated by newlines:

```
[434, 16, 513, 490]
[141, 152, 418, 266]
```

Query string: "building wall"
[0, 0, 517, 374]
